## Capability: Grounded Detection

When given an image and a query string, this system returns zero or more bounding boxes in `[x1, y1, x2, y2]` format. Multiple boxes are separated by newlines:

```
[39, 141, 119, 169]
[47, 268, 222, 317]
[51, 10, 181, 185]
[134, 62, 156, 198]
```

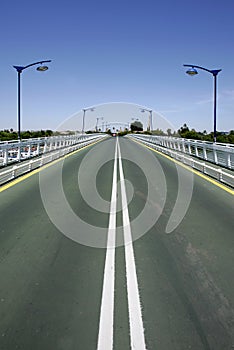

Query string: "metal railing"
[129, 134, 234, 188]
[131, 135, 234, 170]
[0, 134, 107, 186]
[0, 134, 101, 167]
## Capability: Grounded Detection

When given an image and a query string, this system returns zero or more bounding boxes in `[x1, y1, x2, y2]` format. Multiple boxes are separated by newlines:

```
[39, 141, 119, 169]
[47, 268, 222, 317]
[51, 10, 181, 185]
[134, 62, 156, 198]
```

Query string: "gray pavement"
[0, 137, 233, 349]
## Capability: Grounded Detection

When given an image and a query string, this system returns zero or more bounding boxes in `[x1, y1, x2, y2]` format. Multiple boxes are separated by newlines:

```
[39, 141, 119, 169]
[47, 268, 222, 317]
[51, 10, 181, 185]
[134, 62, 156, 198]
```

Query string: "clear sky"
[0, 0, 233, 132]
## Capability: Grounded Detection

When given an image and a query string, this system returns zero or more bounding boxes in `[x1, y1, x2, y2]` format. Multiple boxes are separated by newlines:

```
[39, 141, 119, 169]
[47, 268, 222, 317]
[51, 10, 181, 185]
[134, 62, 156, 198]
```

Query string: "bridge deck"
[0, 137, 233, 349]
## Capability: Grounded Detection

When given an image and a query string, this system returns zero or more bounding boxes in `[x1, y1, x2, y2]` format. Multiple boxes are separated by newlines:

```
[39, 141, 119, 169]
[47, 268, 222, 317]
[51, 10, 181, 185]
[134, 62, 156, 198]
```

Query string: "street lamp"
[141, 108, 153, 131]
[183, 64, 222, 143]
[82, 107, 95, 134]
[96, 117, 103, 132]
[13, 60, 52, 140]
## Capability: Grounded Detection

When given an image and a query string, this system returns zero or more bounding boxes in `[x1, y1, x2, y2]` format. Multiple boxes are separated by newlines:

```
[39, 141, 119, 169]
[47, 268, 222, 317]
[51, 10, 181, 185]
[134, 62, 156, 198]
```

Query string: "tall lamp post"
[13, 60, 52, 140]
[141, 108, 153, 131]
[183, 64, 222, 143]
[82, 107, 95, 134]
[96, 117, 103, 132]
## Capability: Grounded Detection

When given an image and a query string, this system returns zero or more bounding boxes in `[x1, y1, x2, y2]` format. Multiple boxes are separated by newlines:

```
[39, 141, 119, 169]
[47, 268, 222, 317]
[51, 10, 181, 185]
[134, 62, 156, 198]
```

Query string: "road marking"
[131, 138, 234, 196]
[97, 137, 147, 349]
[97, 140, 118, 350]
[117, 138, 147, 350]
[0, 138, 104, 193]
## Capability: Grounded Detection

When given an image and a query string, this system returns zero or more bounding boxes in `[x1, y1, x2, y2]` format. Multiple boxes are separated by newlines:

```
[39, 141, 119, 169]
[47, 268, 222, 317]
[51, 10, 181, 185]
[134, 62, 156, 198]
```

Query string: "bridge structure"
[0, 133, 233, 186]
[0, 133, 233, 349]
[105, 121, 130, 131]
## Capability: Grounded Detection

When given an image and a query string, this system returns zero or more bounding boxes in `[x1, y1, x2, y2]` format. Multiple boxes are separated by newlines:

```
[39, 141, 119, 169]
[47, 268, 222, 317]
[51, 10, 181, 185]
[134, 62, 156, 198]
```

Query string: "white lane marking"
[117, 138, 147, 350]
[97, 140, 118, 350]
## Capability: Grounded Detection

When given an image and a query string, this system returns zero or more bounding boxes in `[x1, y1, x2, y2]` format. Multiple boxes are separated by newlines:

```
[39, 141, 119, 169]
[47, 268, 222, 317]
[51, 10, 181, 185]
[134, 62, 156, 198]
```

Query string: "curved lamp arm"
[13, 59, 52, 140]
[183, 63, 222, 143]
[183, 64, 221, 76]
[13, 60, 52, 73]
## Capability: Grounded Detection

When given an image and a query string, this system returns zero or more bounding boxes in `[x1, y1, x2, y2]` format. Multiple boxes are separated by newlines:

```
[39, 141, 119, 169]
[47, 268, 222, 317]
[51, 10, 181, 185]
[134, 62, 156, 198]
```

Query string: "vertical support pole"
[213, 74, 217, 143]
[147, 113, 150, 132]
[96, 117, 98, 132]
[151, 110, 153, 131]
[17, 71, 21, 140]
[82, 110, 85, 134]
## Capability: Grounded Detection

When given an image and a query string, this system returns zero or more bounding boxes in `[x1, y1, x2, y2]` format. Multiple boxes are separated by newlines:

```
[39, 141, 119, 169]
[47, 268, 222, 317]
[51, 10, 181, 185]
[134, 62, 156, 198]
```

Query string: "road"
[0, 136, 234, 350]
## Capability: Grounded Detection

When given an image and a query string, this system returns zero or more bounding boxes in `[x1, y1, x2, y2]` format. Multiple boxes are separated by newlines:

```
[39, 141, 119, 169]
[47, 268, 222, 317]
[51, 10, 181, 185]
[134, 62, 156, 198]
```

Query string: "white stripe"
[117, 138, 147, 350]
[97, 140, 118, 350]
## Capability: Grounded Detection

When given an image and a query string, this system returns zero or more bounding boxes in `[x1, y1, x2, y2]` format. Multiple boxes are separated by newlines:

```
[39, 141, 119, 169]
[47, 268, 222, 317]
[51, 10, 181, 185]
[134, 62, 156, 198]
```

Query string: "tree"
[45, 129, 53, 137]
[152, 128, 166, 136]
[167, 128, 172, 136]
[130, 120, 143, 132]
[178, 123, 189, 136]
[177, 124, 234, 143]
[106, 129, 112, 135]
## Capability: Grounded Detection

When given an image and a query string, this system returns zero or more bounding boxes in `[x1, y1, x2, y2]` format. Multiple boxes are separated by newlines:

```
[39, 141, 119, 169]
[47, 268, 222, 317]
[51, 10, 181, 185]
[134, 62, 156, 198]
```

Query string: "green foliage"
[152, 128, 166, 136]
[178, 124, 234, 144]
[105, 129, 112, 135]
[130, 121, 143, 132]
[0, 129, 54, 141]
[117, 130, 129, 137]
[167, 128, 172, 136]
[1, 125, 233, 144]
[142, 130, 152, 135]
[216, 132, 234, 144]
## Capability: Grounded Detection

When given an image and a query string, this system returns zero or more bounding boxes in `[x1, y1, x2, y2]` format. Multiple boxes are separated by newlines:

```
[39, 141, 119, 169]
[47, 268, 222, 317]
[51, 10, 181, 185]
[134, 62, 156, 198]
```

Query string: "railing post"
[218, 169, 223, 182]
[36, 142, 40, 156]
[182, 139, 186, 153]
[17, 143, 21, 162]
[203, 146, 208, 160]
[43, 141, 47, 154]
[227, 153, 231, 169]
[188, 142, 192, 155]
[213, 148, 218, 164]
[4, 146, 8, 165]
[28, 142, 32, 157]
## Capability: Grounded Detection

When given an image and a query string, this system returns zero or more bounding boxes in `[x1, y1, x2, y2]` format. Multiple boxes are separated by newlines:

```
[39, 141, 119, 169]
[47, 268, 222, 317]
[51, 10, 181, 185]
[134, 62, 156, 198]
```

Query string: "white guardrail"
[132, 135, 234, 169]
[0, 134, 107, 186]
[0, 134, 100, 166]
[129, 134, 234, 188]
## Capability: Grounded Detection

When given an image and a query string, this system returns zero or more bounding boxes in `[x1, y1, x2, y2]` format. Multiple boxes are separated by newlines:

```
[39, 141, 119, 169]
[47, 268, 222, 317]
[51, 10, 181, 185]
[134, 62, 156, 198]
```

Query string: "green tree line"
[177, 124, 234, 144]
[1, 125, 233, 144]
[0, 129, 53, 141]
[125, 122, 234, 144]
[137, 124, 234, 144]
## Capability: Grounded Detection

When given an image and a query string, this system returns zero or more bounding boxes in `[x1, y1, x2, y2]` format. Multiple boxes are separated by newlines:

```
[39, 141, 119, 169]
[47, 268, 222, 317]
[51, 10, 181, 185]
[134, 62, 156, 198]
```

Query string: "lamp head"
[36, 65, 49, 72]
[186, 67, 198, 76]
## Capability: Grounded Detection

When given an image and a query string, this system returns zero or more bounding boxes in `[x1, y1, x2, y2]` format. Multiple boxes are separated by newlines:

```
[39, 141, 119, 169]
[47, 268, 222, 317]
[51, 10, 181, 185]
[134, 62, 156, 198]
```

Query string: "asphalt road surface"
[0, 136, 234, 350]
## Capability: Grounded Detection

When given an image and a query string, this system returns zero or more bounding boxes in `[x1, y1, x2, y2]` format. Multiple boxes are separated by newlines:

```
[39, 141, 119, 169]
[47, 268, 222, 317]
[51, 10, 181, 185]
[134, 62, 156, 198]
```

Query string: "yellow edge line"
[0, 138, 104, 193]
[130, 138, 234, 196]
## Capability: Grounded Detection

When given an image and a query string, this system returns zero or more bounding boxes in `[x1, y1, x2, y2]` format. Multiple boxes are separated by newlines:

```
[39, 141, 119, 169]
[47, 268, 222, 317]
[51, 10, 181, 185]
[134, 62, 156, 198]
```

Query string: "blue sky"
[0, 0, 233, 132]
